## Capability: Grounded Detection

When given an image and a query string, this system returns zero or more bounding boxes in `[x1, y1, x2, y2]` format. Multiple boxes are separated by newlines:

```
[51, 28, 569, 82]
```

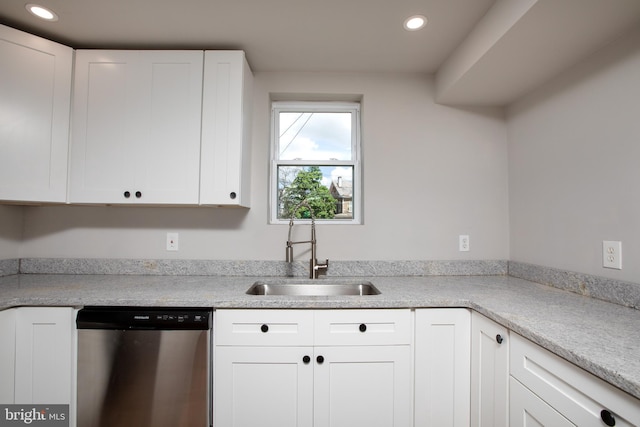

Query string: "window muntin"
[271, 101, 361, 224]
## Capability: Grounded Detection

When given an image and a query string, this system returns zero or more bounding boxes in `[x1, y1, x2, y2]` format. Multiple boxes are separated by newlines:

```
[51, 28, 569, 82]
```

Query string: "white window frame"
[270, 101, 362, 225]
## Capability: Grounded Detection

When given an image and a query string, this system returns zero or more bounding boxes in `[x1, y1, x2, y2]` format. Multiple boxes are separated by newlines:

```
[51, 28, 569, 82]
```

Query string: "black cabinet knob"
[316, 355, 324, 364]
[302, 355, 311, 364]
[496, 334, 504, 344]
[601, 409, 616, 426]
[135, 191, 142, 198]
[123, 191, 131, 198]
[229, 192, 237, 200]
[359, 323, 367, 332]
[260, 324, 269, 333]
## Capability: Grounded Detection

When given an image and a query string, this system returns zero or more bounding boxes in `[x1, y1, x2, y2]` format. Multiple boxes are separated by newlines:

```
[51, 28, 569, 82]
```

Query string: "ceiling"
[1, 0, 640, 106]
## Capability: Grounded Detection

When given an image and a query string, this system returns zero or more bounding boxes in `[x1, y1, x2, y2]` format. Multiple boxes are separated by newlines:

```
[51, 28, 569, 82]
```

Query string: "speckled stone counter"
[1, 273, 639, 401]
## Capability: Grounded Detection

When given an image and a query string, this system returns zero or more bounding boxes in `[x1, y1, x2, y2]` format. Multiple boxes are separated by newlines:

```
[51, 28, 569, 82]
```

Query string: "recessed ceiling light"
[403, 15, 427, 31]
[26, 4, 59, 21]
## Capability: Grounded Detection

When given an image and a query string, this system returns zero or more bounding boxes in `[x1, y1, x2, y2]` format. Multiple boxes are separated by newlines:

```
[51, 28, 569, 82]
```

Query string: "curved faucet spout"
[285, 200, 329, 279]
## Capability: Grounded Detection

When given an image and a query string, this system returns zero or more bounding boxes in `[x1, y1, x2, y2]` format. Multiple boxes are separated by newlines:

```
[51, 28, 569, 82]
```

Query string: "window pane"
[278, 112, 352, 160]
[277, 165, 354, 220]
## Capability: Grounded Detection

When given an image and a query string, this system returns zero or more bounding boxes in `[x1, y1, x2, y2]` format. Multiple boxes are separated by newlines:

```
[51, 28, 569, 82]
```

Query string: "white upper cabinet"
[200, 51, 253, 207]
[0, 24, 72, 203]
[69, 50, 203, 204]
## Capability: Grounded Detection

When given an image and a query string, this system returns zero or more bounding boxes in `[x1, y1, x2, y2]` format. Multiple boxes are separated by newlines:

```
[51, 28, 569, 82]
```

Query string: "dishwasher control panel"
[77, 307, 212, 330]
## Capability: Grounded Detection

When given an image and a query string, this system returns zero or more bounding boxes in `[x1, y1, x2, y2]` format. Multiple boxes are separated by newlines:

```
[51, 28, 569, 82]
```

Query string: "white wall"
[0, 205, 24, 259]
[507, 26, 640, 283]
[19, 72, 509, 261]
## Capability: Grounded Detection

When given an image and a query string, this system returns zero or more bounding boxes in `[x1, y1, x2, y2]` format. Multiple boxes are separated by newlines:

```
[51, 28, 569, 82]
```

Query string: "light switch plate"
[602, 240, 621, 269]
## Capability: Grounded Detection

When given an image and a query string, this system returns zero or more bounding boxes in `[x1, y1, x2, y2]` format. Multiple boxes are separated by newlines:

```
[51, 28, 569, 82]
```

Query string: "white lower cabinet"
[2, 305, 637, 427]
[214, 309, 412, 427]
[14, 307, 76, 405]
[510, 333, 640, 426]
[0, 308, 16, 403]
[215, 346, 313, 427]
[471, 311, 509, 427]
[314, 345, 411, 427]
[0, 307, 76, 410]
[510, 377, 574, 426]
[414, 309, 471, 427]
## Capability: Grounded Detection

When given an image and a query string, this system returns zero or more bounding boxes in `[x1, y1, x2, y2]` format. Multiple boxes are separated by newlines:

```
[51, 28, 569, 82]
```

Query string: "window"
[270, 101, 361, 224]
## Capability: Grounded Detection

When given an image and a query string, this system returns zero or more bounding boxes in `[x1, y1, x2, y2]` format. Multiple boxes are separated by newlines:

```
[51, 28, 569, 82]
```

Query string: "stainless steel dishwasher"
[76, 307, 212, 427]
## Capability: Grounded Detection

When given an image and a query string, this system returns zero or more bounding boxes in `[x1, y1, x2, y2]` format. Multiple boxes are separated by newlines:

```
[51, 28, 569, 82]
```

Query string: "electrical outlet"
[459, 235, 470, 252]
[602, 240, 621, 270]
[167, 233, 179, 251]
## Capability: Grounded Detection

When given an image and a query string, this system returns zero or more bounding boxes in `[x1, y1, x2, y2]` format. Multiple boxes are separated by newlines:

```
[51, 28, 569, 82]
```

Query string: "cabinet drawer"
[510, 333, 640, 426]
[215, 309, 314, 346]
[314, 309, 412, 346]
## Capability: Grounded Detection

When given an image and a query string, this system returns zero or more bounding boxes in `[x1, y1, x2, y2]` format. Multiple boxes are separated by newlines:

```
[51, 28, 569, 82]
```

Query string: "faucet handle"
[312, 259, 329, 279]
[315, 259, 329, 269]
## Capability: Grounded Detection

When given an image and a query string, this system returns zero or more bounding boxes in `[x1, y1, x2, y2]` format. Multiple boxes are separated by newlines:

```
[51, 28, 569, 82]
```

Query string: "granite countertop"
[1, 273, 639, 401]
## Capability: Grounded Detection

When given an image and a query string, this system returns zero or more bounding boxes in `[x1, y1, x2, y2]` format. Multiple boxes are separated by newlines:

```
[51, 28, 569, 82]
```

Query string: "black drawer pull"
[229, 192, 237, 199]
[260, 324, 269, 333]
[601, 409, 616, 426]
[359, 323, 367, 332]
[135, 191, 142, 198]
[302, 355, 311, 364]
[316, 355, 324, 364]
[496, 334, 504, 344]
[123, 191, 131, 198]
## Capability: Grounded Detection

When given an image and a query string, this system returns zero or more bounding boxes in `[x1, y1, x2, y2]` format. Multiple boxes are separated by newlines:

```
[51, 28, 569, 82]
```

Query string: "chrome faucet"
[285, 200, 329, 279]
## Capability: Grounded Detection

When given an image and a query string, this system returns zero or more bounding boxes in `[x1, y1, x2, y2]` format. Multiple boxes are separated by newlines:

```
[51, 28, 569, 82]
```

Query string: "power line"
[280, 112, 314, 156]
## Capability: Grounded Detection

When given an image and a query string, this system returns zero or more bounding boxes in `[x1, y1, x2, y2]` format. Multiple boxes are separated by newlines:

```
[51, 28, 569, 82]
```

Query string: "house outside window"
[270, 101, 361, 224]
[330, 176, 352, 217]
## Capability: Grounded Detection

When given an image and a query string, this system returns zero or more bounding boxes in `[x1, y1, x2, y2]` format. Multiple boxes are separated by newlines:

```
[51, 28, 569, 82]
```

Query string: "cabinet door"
[314, 345, 412, 427]
[0, 308, 16, 403]
[510, 377, 575, 427]
[0, 24, 72, 203]
[70, 50, 203, 204]
[134, 51, 203, 204]
[200, 51, 253, 207]
[214, 346, 313, 427]
[511, 333, 640, 426]
[415, 309, 471, 427]
[71, 50, 145, 202]
[14, 307, 74, 404]
[471, 312, 509, 427]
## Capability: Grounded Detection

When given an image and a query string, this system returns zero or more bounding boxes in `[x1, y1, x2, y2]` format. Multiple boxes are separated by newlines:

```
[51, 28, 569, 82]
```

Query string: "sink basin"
[246, 281, 381, 296]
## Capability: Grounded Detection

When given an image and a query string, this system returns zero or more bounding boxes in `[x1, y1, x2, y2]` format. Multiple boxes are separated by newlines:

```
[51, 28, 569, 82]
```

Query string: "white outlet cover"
[459, 235, 470, 252]
[602, 240, 621, 270]
[167, 233, 179, 251]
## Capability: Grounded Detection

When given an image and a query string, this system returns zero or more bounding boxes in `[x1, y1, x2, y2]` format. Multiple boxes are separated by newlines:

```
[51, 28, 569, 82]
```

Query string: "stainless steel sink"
[246, 281, 380, 296]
